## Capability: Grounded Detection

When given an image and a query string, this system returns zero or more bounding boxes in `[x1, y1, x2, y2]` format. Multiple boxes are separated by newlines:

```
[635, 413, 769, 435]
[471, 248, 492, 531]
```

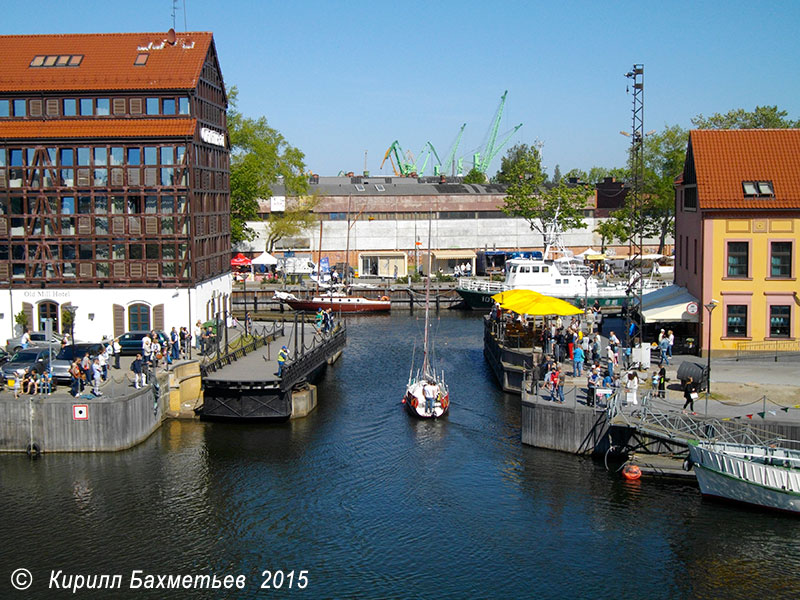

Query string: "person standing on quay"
[276, 345, 289, 377]
[606, 343, 617, 378]
[573, 344, 585, 377]
[130, 353, 145, 388]
[194, 320, 203, 351]
[170, 327, 180, 361]
[657, 365, 667, 399]
[91, 358, 103, 396]
[659, 334, 670, 366]
[667, 329, 675, 358]
[113, 337, 122, 369]
[683, 376, 698, 413]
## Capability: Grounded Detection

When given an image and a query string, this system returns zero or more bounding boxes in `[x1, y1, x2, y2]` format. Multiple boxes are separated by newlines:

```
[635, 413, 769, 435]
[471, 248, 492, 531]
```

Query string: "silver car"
[50, 343, 106, 384]
[5, 331, 62, 353]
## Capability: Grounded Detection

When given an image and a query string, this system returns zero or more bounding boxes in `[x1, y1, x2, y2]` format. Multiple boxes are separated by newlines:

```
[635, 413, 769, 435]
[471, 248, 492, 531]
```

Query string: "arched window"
[128, 303, 151, 331]
[38, 301, 59, 332]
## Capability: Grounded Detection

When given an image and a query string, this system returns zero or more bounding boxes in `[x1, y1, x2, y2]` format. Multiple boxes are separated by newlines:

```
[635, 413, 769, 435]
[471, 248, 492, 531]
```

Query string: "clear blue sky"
[4, 0, 800, 178]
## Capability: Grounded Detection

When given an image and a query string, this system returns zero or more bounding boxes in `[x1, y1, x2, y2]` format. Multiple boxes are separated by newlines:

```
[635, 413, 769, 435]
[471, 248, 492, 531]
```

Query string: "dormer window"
[743, 180, 774, 197]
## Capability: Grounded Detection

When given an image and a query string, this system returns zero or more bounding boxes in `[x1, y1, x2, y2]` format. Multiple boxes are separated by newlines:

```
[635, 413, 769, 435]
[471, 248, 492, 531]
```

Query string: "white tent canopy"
[577, 248, 598, 258]
[251, 251, 278, 265]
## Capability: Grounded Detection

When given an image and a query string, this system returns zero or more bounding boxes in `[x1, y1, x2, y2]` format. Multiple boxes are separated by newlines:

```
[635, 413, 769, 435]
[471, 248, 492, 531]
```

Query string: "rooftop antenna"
[171, 0, 188, 31]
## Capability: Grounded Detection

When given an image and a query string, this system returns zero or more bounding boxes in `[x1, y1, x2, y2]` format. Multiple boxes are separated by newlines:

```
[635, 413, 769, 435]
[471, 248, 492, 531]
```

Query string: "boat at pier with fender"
[274, 289, 391, 313]
[688, 441, 800, 514]
[457, 254, 665, 311]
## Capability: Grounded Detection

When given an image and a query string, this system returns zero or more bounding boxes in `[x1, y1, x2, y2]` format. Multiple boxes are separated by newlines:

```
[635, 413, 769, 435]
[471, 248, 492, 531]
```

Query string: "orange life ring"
[380, 296, 389, 301]
[622, 464, 642, 480]
[410, 396, 418, 408]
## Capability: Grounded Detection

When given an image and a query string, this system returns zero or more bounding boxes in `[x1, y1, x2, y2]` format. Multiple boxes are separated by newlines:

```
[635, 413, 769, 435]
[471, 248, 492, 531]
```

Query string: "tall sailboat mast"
[422, 214, 432, 377]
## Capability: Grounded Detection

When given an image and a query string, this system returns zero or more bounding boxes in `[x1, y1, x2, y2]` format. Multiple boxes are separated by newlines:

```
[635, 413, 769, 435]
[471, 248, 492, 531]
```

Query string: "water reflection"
[0, 312, 797, 599]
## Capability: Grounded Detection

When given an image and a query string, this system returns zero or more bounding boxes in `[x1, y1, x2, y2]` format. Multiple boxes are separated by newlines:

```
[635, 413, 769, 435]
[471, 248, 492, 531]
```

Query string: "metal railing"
[735, 339, 800, 362]
[608, 391, 784, 447]
[200, 320, 286, 377]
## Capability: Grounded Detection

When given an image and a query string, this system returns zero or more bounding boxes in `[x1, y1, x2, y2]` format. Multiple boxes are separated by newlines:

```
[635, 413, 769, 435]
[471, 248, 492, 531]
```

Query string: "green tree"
[602, 125, 687, 254]
[587, 166, 628, 184]
[228, 87, 308, 244]
[496, 143, 542, 184]
[563, 168, 587, 182]
[14, 310, 28, 330]
[550, 164, 562, 184]
[692, 105, 800, 129]
[463, 167, 487, 184]
[503, 149, 590, 249]
[642, 124, 688, 253]
[594, 219, 626, 253]
[264, 196, 320, 253]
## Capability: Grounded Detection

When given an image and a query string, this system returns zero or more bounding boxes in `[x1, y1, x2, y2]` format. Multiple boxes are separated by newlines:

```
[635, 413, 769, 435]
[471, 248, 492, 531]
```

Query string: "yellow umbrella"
[490, 289, 543, 305]
[499, 292, 583, 316]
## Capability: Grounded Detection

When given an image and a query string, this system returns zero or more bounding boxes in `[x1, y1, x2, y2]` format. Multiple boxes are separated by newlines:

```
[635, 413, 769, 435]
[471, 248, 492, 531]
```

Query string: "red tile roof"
[0, 32, 213, 91]
[0, 119, 197, 139]
[690, 129, 800, 209]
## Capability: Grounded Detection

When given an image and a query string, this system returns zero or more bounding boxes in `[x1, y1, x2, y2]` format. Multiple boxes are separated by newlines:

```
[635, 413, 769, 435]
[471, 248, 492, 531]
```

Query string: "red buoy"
[622, 464, 642, 480]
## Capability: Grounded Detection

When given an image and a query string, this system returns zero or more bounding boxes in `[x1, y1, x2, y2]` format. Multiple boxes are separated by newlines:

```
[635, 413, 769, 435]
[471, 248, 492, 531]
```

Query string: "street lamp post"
[704, 300, 718, 415]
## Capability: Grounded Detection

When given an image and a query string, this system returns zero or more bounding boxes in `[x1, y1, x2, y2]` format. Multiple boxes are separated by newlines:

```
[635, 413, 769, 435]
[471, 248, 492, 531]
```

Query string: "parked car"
[117, 331, 169, 356]
[50, 343, 106, 384]
[5, 331, 63, 353]
[2, 348, 52, 388]
[0, 348, 9, 366]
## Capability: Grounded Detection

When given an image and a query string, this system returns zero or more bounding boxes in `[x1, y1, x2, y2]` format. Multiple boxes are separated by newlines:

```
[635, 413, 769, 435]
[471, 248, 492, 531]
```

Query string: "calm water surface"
[1, 312, 798, 599]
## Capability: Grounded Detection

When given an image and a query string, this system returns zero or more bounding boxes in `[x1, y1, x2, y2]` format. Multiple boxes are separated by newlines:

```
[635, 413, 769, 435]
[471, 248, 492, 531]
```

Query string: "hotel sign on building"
[0, 30, 231, 340]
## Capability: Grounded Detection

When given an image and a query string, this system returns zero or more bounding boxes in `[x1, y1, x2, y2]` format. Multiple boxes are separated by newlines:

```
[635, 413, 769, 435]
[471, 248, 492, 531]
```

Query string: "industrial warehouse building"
[240, 175, 651, 278]
[0, 30, 231, 341]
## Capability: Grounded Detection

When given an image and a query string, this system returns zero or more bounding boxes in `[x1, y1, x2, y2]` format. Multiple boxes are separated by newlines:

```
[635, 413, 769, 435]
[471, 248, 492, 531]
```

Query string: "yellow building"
[675, 129, 800, 356]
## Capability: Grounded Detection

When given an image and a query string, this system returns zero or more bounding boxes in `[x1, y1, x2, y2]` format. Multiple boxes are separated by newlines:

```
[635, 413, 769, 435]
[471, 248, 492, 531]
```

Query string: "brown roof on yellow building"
[0, 119, 197, 139]
[0, 31, 213, 92]
[691, 129, 800, 209]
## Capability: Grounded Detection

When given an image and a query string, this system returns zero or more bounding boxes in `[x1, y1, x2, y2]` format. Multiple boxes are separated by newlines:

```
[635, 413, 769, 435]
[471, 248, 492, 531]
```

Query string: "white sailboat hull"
[404, 379, 449, 419]
[689, 443, 800, 514]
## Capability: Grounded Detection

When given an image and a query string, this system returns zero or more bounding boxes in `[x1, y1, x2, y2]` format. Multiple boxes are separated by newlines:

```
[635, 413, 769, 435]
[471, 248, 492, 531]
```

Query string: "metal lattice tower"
[625, 64, 645, 353]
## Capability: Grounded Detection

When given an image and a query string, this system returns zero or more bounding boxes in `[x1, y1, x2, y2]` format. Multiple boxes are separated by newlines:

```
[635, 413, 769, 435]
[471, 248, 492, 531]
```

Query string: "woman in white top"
[624, 371, 639, 405]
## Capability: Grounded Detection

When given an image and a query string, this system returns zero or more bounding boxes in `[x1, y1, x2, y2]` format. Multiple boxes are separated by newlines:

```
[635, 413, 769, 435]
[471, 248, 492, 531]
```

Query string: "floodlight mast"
[624, 64, 645, 358]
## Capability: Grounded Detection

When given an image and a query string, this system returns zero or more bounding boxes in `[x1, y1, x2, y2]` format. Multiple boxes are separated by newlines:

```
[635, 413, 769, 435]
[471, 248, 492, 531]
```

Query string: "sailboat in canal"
[403, 217, 449, 418]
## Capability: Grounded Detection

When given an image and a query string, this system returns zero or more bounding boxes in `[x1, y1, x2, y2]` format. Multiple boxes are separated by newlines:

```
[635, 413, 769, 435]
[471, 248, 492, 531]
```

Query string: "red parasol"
[230, 253, 251, 266]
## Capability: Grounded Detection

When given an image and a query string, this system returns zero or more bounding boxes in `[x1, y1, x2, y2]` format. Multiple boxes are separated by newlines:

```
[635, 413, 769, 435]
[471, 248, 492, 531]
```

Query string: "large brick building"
[0, 30, 230, 340]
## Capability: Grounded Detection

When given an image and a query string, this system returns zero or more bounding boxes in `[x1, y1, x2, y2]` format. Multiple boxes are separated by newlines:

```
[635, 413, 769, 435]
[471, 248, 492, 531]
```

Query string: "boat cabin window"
[520, 266, 530, 273]
[510, 266, 517, 273]
[556, 279, 561, 284]
[563, 279, 569, 284]
[531, 266, 539, 273]
[542, 266, 549, 272]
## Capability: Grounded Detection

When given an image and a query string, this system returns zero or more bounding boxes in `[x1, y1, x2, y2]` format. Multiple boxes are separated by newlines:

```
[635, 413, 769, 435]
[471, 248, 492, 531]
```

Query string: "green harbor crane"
[431, 123, 466, 176]
[472, 91, 522, 174]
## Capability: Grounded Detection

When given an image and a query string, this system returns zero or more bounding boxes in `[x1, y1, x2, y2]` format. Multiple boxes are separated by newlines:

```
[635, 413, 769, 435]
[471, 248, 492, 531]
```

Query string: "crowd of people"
[491, 299, 681, 409]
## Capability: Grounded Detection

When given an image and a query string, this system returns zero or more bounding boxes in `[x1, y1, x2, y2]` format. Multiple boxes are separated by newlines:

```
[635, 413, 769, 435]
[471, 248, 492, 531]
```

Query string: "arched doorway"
[128, 303, 151, 331]
[38, 301, 59, 332]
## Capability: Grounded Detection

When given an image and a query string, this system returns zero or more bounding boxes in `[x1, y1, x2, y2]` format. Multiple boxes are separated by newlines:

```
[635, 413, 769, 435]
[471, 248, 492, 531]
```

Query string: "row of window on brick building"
[0, 96, 190, 118]
[0, 145, 188, 189]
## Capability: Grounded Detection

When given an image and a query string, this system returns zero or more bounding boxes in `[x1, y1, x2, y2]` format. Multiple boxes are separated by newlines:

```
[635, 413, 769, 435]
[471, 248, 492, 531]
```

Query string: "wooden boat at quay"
[688, 441, 800, 514]
[274, 290, 391, 313]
